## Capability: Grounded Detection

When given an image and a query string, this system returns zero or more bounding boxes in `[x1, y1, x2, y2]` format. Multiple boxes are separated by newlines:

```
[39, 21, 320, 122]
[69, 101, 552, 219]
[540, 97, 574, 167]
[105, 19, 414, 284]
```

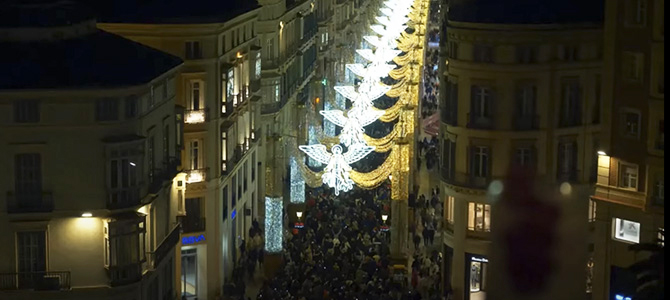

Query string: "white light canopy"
[299, 0, 415, 195]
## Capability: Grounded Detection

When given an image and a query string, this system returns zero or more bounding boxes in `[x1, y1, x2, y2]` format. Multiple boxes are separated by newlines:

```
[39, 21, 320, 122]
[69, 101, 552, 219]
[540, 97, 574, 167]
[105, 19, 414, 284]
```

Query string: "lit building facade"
[0, 2, 183, 299]
[438, 2, 604, 299]
[97, 2, 263, 299]
[256, 0, 319, 205]
[591, 0, 664, 299]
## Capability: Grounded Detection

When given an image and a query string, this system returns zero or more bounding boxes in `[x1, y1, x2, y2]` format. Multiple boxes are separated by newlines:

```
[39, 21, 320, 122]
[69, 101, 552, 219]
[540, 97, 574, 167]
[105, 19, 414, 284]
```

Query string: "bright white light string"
[290, 157, 305, 203]
[264, 196, 283, 253]
[299, 0, 414, 195]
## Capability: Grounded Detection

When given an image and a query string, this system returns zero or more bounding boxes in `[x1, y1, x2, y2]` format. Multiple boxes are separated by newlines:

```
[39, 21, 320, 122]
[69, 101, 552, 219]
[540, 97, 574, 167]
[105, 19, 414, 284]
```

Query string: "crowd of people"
[421, 48, 440, 120]
[417, 136, 438, 171]
[253, 185, 442, 300]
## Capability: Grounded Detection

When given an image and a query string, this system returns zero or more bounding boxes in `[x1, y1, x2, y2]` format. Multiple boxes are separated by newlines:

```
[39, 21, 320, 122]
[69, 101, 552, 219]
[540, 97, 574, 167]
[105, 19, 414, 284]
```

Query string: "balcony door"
[15, 154, 42, 204]
[17, 231, 46, 289]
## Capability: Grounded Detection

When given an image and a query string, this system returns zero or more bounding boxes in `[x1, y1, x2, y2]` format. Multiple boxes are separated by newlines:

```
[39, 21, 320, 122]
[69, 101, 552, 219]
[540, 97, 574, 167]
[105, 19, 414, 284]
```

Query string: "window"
[559, 78, 581, 127]
[441, 139, 456, 179]
[471, 85, 492, 119]
[626, 0, 647, 26]
[588, 199, 597, 222]
[622, 52, 644, 81]
[622, 111, 641, 138]
[251, 153, 256, 181]
[658, 120, 665, 150]
[13, 100, 40, 123]
[237, 169, 243, 196]
[473, 45, 494, 63]
[446, 196, 455, 225]
[163, 125, 170, 161]
[557, 141, 577, 181]
[447, 41, 458, 59]
[222, 186, 229, 221]
[190, 81, 203, 111]
[149, 85, 155, 108]
[106, 217, 147, 282]
[14, 154, 42, 201]
[231, 176, 237, 207]
[612, 218, 640, 244]
[274, 85, 280, 102]
[468, 203, 491, 232]
[516, 46, 538, 64]
[255, 52, 262, 79]
[593, 75, 601, 124]
[185, 41, 202, 59]
[654, 178, 664, 203]
[515, 147, 533, 166]
[16, 231, 46, 289]
[515, 84, 537, 116]
[148, 136, 155, 177]
[190, 140, 201, 170]
[244, 161, 248, 191]
[96, 98, 119, 121]
[221, 132, 228, 173]
[560, 45, 579, 61]
[125, 95, 138, 119]
[109, 144, 142, 206]
[471, 146, 489, 178]
[619, 163, 638, 190]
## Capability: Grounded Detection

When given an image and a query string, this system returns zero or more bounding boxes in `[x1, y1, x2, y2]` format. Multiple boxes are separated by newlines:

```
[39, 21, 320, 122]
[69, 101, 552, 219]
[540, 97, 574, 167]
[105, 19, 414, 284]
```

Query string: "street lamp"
[296, 211, 303, 221]
[381, 214, 388, 223]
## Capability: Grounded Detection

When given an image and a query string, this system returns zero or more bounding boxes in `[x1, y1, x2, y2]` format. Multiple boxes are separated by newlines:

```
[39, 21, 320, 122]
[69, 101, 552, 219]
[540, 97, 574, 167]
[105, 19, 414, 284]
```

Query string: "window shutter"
[609, 159, 619, 186]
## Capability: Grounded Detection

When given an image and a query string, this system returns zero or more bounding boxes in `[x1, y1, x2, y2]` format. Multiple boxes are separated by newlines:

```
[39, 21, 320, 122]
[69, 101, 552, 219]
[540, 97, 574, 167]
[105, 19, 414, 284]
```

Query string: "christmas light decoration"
[290, 157, 305, 204]
[320, 109, 385, 147]
[264, 196, 283, 253]
[299, 144, 375, 195]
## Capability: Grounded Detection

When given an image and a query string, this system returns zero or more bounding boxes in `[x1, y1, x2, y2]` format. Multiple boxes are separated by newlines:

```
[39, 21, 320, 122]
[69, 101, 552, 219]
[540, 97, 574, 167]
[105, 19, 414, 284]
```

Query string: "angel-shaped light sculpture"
[334, 81, 391, 113]
[299, 144, 375, 195]
[320, 108, 384, 147]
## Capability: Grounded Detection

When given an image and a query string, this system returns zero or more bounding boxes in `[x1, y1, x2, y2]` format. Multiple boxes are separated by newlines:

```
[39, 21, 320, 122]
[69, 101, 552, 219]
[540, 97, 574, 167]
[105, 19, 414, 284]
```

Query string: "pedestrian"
[413, 234, 421, 251]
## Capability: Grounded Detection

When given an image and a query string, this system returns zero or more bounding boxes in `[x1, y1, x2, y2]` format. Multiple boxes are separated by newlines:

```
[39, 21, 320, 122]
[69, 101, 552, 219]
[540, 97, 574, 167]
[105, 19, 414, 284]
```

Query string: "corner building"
[591, 0, 664, 299]
[96, 1, 264, 299]
[438, 1, 604, 299]
[0, 1, 183, 299]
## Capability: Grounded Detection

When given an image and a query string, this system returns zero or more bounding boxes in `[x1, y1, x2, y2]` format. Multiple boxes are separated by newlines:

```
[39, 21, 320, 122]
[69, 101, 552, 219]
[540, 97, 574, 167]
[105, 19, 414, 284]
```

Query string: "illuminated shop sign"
[231, 209, 237, 220]
[471, 256, 488, 263]
[615, 295, 632, 300]
[182, 234, 206, 245]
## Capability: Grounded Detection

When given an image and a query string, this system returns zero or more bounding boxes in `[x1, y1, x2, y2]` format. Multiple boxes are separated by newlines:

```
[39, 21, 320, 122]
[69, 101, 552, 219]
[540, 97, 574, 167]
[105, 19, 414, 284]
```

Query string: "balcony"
[0, 271, 71, 291]
[261, 97, 289, 115]
[250, 79, 261, 93]
[150, 224, 181, 269]
[558, 114, 582, 128]
[108, 187, 141, 210]
[6, 192, 53, 214]
[178, 216, 206, 233]
[185, 108, 209, 124]
[557, 170, 579, 183]
[109, 263, 142, 287]
[466, 113, 494, 130]
[185, 168, 208, 184]
[512, 114, 540, 131]
[439, 170, 493, 190]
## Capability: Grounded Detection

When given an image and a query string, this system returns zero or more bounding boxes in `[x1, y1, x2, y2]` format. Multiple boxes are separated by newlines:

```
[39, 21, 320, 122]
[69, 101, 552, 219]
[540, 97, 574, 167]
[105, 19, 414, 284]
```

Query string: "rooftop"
[448, 0, 604, 25]
[0, 30, 182, 90]
[85, 0, 260, 24]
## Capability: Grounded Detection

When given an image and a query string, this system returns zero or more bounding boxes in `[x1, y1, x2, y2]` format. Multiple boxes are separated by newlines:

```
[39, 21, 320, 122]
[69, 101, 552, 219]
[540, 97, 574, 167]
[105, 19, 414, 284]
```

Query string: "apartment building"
[438, 1, 604, 299]
[0, 1, 183, 300]
[256, 0, 318, 202]
[591, 0, 665, 299]
[95, 1, 263, 299]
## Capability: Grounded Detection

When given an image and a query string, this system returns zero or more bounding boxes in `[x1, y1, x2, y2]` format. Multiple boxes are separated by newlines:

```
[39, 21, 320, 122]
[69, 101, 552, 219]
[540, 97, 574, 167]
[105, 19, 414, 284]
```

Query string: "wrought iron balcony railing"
[0, 271, 70, 291]
[178, 216, 206, 233]
[151, 224, 181, 269]
[185, 168, 208, 184]
[6, 191, 53, 214]
[185, 108, 209, 124]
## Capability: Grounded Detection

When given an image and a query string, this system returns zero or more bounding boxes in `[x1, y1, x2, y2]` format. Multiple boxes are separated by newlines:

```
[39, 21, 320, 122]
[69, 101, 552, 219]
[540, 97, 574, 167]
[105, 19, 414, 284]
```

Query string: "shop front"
[465, 254, 488, 300]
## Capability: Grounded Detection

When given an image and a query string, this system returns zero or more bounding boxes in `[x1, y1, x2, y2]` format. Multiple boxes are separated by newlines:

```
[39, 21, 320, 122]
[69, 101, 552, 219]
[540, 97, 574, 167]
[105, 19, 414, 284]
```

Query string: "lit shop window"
[612, 218, 640, 244]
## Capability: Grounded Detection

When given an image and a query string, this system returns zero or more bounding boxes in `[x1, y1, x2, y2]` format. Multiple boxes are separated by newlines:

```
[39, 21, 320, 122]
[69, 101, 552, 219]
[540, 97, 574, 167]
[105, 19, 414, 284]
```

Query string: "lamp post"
[381, 214, 388, 224]
[296, 211, 303, 221]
